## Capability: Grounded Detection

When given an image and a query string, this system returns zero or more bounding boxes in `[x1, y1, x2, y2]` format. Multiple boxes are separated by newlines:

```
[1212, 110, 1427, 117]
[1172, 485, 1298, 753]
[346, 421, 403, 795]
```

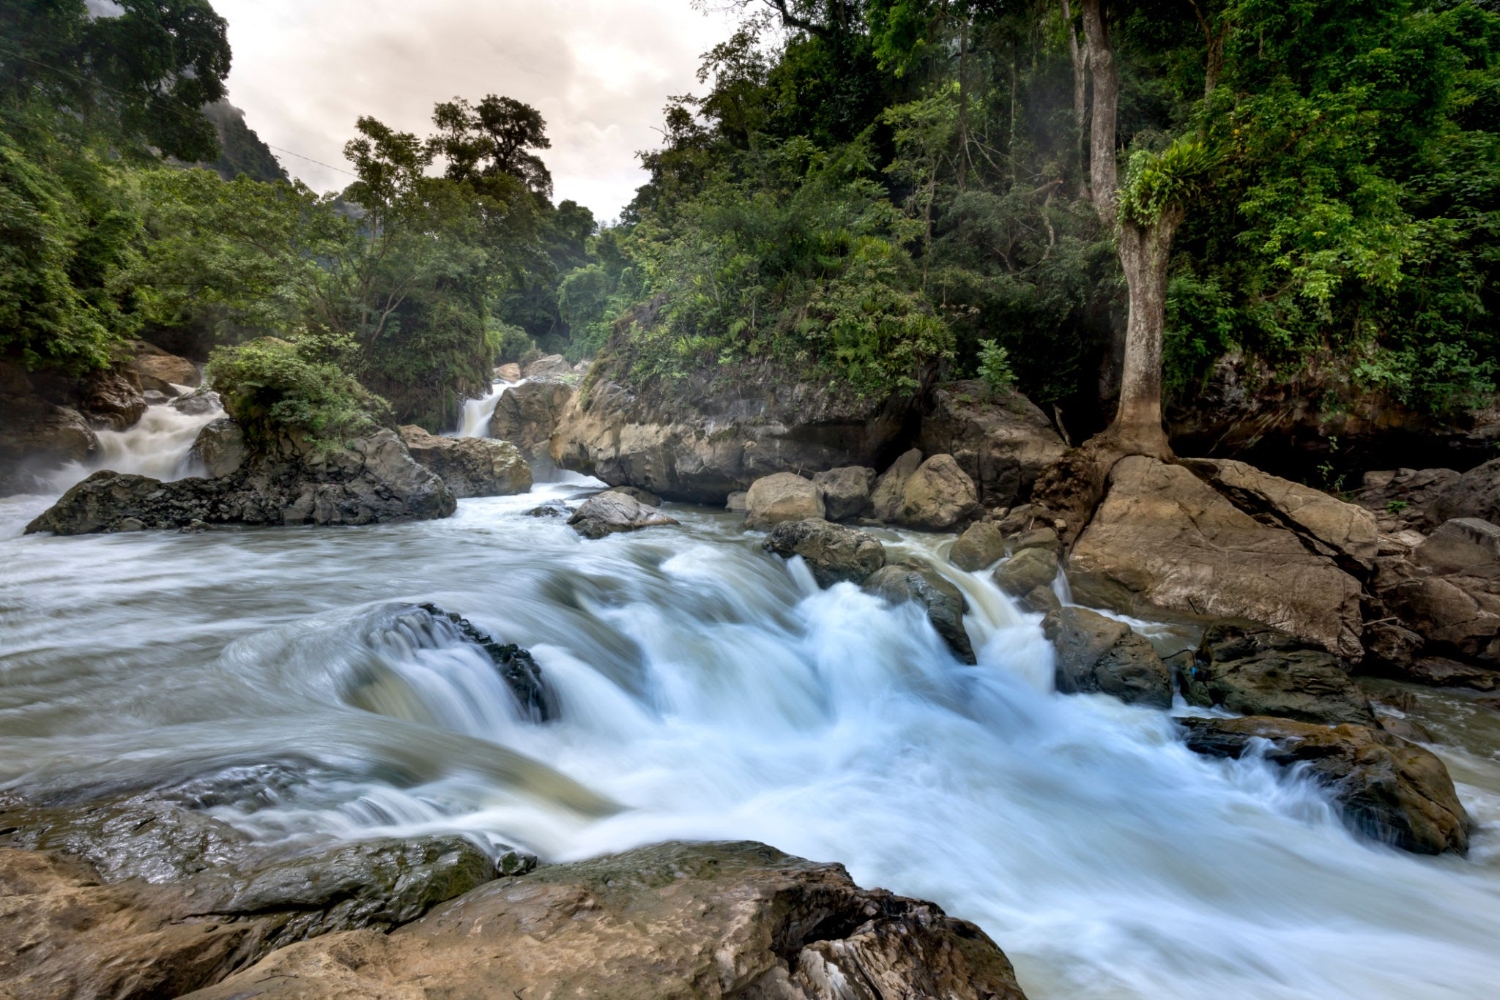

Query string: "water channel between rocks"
[3, 414, 1500, 1000]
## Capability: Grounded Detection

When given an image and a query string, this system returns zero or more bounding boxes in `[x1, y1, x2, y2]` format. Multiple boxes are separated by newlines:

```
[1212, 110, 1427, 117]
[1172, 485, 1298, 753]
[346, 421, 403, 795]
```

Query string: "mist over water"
[3, 480, 1500, 1000]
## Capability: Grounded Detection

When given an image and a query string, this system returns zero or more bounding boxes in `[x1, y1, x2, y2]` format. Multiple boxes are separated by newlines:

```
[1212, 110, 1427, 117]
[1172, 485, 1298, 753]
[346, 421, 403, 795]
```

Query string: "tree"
[430, 94, 554, 196]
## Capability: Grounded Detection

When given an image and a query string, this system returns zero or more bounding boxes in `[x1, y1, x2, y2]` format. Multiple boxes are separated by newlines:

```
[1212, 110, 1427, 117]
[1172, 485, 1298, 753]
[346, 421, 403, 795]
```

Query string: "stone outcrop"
[1433, 457, 1500, 525]
[763, 518, 886, 587]
[899, 454, 980, 530]
[123, 339, 201, 394]
[867, 448, 922, 522]
[1067, 456, 1365, 659]
[1369, 518, 1500, 672]
[0, 361, 96, 478]
[568, 490, 679, 539]
[863, 560, 976, 664]
[77, 368, 147, 430]
[25, 428, 456, 535]
[992, 546, 1058, 598]
[950, 521, 1006, 572]
[1356, 467, 1464, 533]
[919, 380, 1067, 508]
[488, 377, 575, 461]
[1179, 620, 1375, 726]
[399, 425, 532, 498]
[745, 472, 825, 529]
[1043, 606, 1172, 708]
[522, 353, 574, 379]
[1178, 716, 1472, 855]
[1184, 457, 1380, 571]
[811, 465, 875, 521]
[179, 841, 1029, 1000]
[551, 361, 913, 503]
[190, 418, 247, 478]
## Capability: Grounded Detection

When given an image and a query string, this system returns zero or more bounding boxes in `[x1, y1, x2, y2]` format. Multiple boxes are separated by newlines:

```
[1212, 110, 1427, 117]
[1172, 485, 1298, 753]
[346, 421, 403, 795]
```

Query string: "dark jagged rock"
[763, 518, 886, 587]
[179, 840, 1031, 1000]
[1043, 606, 1172, 708]
[863, 560, 976, 664]
[1180, 620, 1376, 726]
[24, 428, 456, 535]
[1178, 716, 1472, 855]
[418, 604, 554, 721]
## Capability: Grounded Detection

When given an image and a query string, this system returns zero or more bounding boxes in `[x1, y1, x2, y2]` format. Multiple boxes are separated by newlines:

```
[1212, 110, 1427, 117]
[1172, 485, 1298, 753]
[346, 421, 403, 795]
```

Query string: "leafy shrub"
[206, 337, 388, 449]
[487, 320, 534, 364]
[976, 339, 1016, 395]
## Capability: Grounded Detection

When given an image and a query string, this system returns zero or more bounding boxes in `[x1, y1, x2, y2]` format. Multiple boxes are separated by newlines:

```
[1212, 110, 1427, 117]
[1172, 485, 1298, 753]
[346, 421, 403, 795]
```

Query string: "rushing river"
[3, 420, 1500, 1000]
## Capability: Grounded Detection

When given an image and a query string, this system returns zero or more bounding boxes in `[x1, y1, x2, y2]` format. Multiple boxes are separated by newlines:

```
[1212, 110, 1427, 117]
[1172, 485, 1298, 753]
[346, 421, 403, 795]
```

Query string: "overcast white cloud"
[211, 1, 737, 221]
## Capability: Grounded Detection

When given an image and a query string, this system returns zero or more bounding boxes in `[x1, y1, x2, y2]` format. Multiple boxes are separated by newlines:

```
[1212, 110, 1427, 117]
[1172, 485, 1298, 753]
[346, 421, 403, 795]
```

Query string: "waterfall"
[47, 395, 226, 492]
[455, 378, 521, 438]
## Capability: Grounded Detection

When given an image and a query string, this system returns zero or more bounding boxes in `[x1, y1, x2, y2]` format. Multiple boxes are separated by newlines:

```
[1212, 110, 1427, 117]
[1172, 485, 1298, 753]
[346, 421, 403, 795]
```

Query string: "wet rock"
[179, 840, 1030, 1000]
[605, 485, 661, 506]
[418, 604, 553, 720]
[567, 491, 679, 539]
[25, 429, 456, 535]
[1012, 526, 1060, 554]
[1068, 456, 1365, 659]
[950, 520, 1006, 572]
[1180, 620, 1375, 726]
[745, 472, 825, 530]
[124, 340, 200, 394]
[191, 418, 246, 478]
[812, 465, 876, 521]
[525, 501, 568, 517]
[863, 560, 976, 664]
[1178, 716, 1472, 855]
[78, 368, 146, 430]
[919, 380, 1067, 508]
[994, 502, 1057, 537]
[763, 518, 886, 587]
[992, 546, 1059, 598]
[1185, 457, 1380, 571]
[1043, 606, 1172, 708]
[1400, 656, 1500, 691]
[869, 448, 924, 522]
[726, 490, 748, 513]
[1433, 457, 1500, 525]
[399, 425, 532, 499]
[1362, 621, 1426, 672]
[521, 354, 573, 379]
[171, 389, 223, 416]
[488, 377, 574, 461]
[1019, 584, 1062, 614]
[899, 454, 981, 531]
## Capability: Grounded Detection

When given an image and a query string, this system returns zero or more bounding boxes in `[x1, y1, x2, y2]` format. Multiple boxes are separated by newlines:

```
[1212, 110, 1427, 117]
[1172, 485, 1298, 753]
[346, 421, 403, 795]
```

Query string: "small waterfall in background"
[48, 392, 227, 492]
[455, 378, 521, 438]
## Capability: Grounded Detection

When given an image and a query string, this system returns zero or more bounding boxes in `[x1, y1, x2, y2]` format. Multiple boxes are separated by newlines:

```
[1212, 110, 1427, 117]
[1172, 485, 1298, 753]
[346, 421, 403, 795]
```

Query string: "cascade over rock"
[1044, 606, 1172, 708]
[863, 560, 977, 664]
[550, 362, 913, 503]
[763, 518, 886, 587]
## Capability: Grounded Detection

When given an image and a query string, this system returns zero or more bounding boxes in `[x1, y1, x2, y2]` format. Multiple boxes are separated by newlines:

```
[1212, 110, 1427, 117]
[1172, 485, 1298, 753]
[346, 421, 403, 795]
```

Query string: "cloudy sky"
[211, 1, 739, 221]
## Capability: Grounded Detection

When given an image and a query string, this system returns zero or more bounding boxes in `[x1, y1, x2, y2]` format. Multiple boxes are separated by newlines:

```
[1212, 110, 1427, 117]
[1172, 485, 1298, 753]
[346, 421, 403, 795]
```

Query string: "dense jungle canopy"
[2, 0, 1497, 437]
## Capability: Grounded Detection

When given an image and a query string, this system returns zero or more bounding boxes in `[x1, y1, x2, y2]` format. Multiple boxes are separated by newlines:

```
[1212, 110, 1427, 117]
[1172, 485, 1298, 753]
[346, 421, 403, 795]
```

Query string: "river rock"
[24, 428, 457, 535]
[550, 358, 911, 503]
[417, 603, 554, 720]
[919, 380, 1067, 508]
[399, 425, 532, 498]
[726, 490, 748, 513]
[763, 518, 886, 587]
[123, 340, 200, 394]
[178, 840, 1029, 1000]
[1012, 526, 1059, 554]
[863, 560, 976, 663]
[899, 454, 980, 530]
[1433, 457, 1500, 525]
[1184, 457, 1380, 571]
[190, 418, 246, 478]
[606, 485, 662, 506]
[1043, 606, 1172, 708]
[1357, 468, 1463, 532]
[950, 520, 1006, 571]
[487, 377, 575, 461]
[496, 362, 522, 381]
[812, 465, 875, 521]
[522, 354, 573, 379]
[0, 364, 96, 478]
[1180, 620, 1375, 725]
[567, 490, 678, 539]
[77, 368, 147, 431]
[1178, 716, 1472, 855]
[1377, 520, 1500, 667]
[869, 448, 924, 522]
[1019, 584, 1062, 614]
[745, 472, 825, 529]
[992, 546, 1058, 598]
[1068, 456, 1365, 659]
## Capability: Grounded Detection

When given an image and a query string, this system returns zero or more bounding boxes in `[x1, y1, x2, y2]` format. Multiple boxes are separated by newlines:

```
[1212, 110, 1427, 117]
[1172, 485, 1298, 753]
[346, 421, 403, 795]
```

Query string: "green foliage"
[1118, 138, 1215, 228]
[206, 336, 387, 449]
[488, 320, 533, 364]
[976, 338, 1015, 394]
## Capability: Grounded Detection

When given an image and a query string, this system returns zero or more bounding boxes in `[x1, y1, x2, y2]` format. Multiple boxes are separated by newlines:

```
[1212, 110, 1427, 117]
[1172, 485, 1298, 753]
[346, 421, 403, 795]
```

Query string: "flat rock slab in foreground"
[182, 840, 1029, 1000]
[1179, 716, 1472, 855]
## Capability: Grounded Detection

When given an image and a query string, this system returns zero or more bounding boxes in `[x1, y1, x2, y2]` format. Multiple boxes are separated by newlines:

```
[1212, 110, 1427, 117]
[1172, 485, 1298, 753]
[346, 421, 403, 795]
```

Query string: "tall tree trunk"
[1061, 0, 1089, 195]
[957, 18, 970, 192]
[1080, 0, 1171, 456]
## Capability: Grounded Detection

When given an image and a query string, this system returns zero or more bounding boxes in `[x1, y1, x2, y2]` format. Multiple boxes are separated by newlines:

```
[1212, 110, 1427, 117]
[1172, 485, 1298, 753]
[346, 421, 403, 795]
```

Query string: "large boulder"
[763, 518, 886, 587]
[1356, 467, 1463, 533]
[950, 520, 1006, 572]
[1067, 457, 1365, 659]
[1413, 517, 1500, 578]
[123, 339, 200, 394]
[191, 418, 247, 478]
[1179, 620, 1375, 726]
[1433, 457, 1500, 525]
[521, 353, 574, 379]
[178, 841, 1029, 1000]
[744, 472, 825, 530]
[24, 428, 457, 535]
[567, 490, 679, 540]
[77, 368, 146, 431]
[0, 360, 96, 479]
[487, 377, 575, 461]
[1043, 606, 1172, 708]
[920, 380, 1067, 508]
[399, 425, 532, 498]
[1373, 519, 1500, 668]
[1184, 457, 1380, 571]
[551, 360, 912, 503]
[863, 560, 976, 664]
[899, 454, 980, 530]
[992, 546, 1059, 598]
[1178, 716, 1472, 855]
[811, 465, 875, 521]
[869, 447, 923, 522]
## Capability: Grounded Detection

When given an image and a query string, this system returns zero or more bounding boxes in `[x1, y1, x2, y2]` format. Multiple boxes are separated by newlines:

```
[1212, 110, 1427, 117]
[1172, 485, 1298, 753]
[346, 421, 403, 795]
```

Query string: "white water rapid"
[455, 378, 519, 438]
[45, 395, 226, 492]
[3, 482, 1500, 1000]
